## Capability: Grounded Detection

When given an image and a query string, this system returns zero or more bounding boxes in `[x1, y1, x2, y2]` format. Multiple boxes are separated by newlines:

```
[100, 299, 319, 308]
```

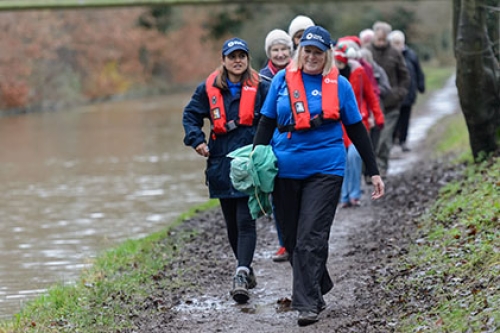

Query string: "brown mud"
[128, 159, 462, 333]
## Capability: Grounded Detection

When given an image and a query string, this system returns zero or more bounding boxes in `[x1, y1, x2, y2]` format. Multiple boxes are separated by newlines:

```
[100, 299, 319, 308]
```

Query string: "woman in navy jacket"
[182, 37, 269, 304]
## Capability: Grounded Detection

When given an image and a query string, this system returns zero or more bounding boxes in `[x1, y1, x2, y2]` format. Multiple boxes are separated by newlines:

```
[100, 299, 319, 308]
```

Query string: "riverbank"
[2, 66, 498, 332]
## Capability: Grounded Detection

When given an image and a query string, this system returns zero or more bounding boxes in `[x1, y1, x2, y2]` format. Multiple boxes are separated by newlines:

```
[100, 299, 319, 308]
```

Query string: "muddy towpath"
[131, 77, 461, 332]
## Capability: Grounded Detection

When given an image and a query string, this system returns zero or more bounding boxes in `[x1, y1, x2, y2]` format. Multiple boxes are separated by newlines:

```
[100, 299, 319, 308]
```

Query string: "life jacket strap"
[277, 113, 336, 133]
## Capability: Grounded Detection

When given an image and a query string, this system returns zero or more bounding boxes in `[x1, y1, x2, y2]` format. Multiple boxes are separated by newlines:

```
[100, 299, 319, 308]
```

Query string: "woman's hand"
[195, 143, 210, 157]
[371, 175, 385, 200]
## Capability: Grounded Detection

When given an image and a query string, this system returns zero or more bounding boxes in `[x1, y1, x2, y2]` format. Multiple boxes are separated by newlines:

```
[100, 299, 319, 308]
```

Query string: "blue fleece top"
[226, 79, 241, 96]
[260, 69, 362, 179]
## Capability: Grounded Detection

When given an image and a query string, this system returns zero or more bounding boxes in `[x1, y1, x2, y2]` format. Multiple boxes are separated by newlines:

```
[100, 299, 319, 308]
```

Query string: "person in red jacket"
[335, 41, 384, 207]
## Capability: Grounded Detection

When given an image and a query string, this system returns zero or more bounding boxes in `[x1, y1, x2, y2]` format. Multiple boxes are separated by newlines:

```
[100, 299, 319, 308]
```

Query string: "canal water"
[0, 92, 209, 318]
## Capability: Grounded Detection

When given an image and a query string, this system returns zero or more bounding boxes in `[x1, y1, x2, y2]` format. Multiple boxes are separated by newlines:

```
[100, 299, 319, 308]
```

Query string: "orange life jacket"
[282, 67, 340, 132]
[205, 70, 259, 135]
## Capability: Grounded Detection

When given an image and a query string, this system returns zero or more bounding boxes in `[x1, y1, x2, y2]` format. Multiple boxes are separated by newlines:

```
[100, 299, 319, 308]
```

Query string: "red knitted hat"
[339, 35, 361, 47]
[334, 43, 349, 64]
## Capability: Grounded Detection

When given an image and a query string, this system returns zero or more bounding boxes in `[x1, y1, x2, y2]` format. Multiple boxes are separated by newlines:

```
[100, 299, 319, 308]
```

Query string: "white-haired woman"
[259, 28, 294, 262]
[253, 26, 384, 326]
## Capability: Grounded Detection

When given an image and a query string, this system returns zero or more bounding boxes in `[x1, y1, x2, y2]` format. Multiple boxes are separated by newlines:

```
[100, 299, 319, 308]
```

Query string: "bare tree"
[454, 0, 500, 160]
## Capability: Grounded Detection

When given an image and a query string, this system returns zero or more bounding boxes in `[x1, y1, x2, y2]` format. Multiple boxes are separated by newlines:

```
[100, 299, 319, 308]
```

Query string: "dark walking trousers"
[395, 104, 412, 144]
[273, 174, 343, 312]
[219, 197, 256, 269]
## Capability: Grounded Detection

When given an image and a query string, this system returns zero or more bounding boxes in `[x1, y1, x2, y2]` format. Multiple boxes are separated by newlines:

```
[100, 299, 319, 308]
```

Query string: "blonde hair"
[289, 45, 334, 76]
[214, 55, 260, 90]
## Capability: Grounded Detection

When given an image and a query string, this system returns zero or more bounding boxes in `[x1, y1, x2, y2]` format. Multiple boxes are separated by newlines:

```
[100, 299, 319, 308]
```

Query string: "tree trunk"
[455, 0, 500, 160]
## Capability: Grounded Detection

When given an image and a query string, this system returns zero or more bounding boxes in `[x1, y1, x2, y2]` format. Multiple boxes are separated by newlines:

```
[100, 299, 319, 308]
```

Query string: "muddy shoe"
[297, 311, 319, 326]
[231, 271, 249, 304]
[272, 246, 289, 262]
[247, 268, 257, 289]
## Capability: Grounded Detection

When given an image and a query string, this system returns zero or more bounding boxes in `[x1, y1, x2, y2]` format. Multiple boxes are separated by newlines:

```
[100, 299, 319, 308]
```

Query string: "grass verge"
[422, 64, 455, 92]
[0, 199, 219, 333]
[391, 115, 499, 331]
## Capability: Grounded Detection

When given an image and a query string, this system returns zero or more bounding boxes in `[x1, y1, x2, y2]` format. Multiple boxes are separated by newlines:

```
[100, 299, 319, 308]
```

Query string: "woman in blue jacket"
[182, 37, 269, 304]
[253, 26, 384, 326]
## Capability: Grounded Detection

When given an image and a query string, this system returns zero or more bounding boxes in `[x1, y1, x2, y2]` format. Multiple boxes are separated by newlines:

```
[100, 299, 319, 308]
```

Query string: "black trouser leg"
[397, 105, 412, 144]
[219, 197, 256, 268]
[272, 178, 301, 259]
[273, 175, 342, 312]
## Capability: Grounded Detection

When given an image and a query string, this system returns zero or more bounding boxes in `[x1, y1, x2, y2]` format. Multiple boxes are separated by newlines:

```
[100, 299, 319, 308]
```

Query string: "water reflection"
[0, 93, 209, 318]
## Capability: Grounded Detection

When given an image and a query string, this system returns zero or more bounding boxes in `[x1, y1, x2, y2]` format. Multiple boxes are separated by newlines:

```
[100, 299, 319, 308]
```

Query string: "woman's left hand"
[371, 175, 385, 200]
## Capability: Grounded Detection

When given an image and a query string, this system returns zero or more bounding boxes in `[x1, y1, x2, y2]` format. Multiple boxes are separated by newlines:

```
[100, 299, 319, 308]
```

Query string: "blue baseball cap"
[222, 37, 249, 56]
[299, 26, 332, 51]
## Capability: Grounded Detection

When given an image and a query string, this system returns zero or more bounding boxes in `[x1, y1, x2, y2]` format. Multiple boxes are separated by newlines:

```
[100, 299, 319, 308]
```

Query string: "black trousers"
[395, 104, 412, 144]
[219, 197, 256, 269]
[273, 174, 343, 312]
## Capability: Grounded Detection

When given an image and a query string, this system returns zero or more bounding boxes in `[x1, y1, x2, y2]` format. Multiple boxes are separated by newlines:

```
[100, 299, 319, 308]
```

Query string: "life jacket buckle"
[310, 115, 324, 128]
[225, 120, 238, 132]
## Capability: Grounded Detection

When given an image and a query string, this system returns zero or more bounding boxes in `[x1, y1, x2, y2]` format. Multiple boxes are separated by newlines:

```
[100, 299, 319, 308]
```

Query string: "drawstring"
[249, 148, 269, 218]
[254, 186, 268, 218]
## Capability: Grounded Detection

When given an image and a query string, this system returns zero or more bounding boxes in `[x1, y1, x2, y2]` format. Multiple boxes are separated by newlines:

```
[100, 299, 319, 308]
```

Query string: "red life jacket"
[205, 70, 259, 135]
[282, 67, 340, 132]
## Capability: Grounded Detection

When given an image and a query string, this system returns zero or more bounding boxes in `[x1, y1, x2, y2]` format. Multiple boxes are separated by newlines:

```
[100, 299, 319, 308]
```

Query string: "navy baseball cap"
[222, 37, 249, 56]
[299, 26, 332, 51]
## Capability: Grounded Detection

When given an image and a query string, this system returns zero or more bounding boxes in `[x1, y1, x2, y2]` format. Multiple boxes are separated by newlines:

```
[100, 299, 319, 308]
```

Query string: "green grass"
[422, 64, 455, 92]
[434, 113, 472, 160]
[0, 199, 219, 333]
[392, 119, 499, 332]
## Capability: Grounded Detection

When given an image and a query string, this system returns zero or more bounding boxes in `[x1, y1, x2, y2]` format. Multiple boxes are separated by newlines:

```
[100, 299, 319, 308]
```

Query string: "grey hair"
[372, 21, 392, 35]
[360, 48, 374, 65]
[359, 28, 374, 42]
[388, 30, 405, 44]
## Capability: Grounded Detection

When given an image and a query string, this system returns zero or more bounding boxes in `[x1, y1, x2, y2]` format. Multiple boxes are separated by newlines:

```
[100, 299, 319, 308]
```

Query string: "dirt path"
[132, 78, 460, 332]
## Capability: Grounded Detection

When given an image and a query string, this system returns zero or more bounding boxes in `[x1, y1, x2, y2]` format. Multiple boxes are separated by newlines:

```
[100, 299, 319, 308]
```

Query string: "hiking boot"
[297, 311, 319, 326]
[272, 246, 289, 262]
[247, 268, 257, 289]
[231, 271, 249, 304]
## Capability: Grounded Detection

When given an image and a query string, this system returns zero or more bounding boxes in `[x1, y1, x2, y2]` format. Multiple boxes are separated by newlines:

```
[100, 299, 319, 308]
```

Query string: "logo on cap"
[306, 33, 325, 44]
[228, 40, 246, 48]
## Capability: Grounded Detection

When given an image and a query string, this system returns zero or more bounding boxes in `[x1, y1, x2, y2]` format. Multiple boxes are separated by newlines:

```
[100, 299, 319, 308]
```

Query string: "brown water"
[0, 93, 209, 318]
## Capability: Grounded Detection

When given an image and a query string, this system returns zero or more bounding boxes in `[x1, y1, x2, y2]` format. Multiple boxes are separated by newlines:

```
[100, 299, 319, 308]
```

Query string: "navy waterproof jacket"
[183, 77, 270, 199]
[402, 46, 425, 107]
